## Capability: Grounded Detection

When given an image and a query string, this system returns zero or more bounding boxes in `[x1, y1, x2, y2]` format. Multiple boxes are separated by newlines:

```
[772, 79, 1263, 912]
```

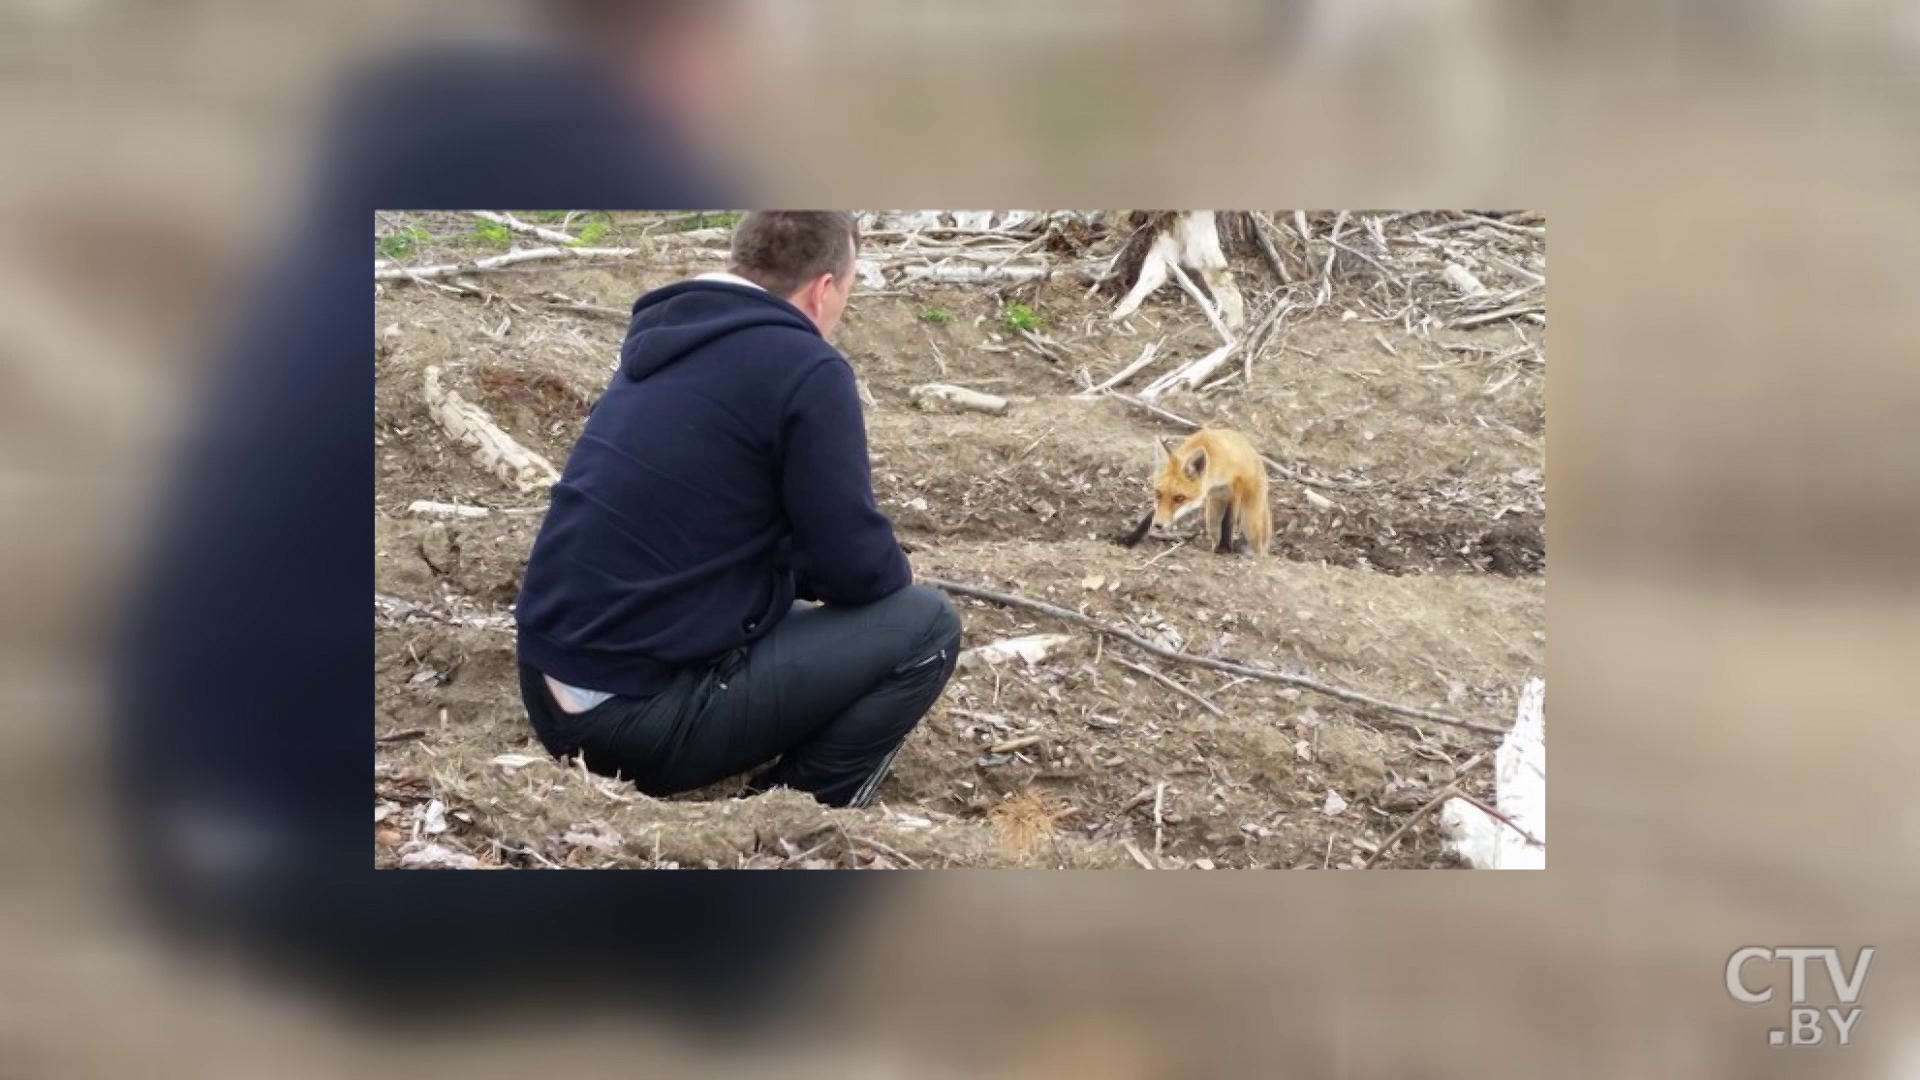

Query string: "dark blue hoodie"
[514, 278, 912, 697]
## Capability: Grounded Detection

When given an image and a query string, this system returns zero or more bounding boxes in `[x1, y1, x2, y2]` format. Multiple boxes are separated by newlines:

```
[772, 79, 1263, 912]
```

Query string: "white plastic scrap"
[1441, 678, 1545, 869]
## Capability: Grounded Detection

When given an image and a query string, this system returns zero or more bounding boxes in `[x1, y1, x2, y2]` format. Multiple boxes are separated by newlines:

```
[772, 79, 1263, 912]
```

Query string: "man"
[515, 211, 962, 809]
[110, 4, 848, 1026]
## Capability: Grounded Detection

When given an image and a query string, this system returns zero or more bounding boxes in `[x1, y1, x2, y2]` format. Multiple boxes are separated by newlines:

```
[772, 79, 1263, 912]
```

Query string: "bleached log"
[958, 633, 1074, 671]
[407, 500, 491, 519]
[910, 383, 1009, 415]
[1073, 340, 1164, 398]
[900, 264, 1051, 285]
[1139, 340, 1239, 402]
[421, 366, 561, 491]
[472, 210, 577, 246]
[377, 246, 650, 282]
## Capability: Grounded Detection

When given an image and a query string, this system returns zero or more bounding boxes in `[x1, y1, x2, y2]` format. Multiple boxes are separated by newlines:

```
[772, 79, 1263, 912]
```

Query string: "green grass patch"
[376, 226, 432, 260]
[1002, 303, 1044, 333]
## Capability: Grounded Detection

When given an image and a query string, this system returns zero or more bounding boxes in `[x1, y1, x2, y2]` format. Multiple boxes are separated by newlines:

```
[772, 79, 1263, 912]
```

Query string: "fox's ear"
[1184, 448, 1207, 478]
[1159, 437, 1181, 461]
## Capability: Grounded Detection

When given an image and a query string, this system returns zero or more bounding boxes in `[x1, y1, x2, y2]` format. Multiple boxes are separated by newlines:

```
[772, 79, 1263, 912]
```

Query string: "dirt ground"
[374, 211, 1545, 870]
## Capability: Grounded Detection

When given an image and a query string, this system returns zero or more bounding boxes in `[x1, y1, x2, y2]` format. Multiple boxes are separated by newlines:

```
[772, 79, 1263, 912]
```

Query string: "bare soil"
[374, 212, 1545, 869]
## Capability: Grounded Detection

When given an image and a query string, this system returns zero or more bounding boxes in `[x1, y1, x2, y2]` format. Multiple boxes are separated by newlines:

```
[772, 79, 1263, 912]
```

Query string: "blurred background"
[3, 0, 1919, 1076]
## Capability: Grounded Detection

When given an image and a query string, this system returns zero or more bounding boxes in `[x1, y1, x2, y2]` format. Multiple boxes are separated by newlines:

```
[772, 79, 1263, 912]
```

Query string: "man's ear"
[800, 271, 834, 310]
[1184, 448, 1207, 478]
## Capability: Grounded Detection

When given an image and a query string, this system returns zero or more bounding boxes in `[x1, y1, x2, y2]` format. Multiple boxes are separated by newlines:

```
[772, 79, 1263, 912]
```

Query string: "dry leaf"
[421, 799, 448, 835]
[1321, 790, 1350, 816]
[491, 753, 543, 770]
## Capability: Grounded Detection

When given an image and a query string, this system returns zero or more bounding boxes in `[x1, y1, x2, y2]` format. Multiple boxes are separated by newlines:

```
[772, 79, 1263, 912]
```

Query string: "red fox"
[1119, 429, 1272, 556]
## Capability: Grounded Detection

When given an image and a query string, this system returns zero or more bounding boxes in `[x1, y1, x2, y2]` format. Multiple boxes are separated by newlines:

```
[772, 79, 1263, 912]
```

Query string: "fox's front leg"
[1206, 489, 1235, 555]
[1118, 508, 1155, 548]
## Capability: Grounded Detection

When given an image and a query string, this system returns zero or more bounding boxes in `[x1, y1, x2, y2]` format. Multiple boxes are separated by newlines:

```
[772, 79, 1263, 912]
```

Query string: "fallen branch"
[1139, 297, 1289, 400]
[1362, 752, 1490, 869]
[376, 728, 428, 744]
[911, 383, 1009, 415]
[1074, 340, 1164, 398]
[472, 210, 577, 246]
[1251, 212, 1293, 284]
[422, 366, 561, 491]
[921, 577, 1503, 736]
[1325, 236, 1408, 294]
[538, 292, 627, 320]
[377, 246, 653, 282]
[1466, 213, 1546, 237]
[1451, 303, 1544, 329]
[1451, 790, 1545, 850]
[1315, 210, 1350, 307]
[1165, 260, 1233, 345]
[841, 830, 923, 869]
[1110, 656, 1225, 718]
[1016, 328, 1070, 363]
[1138, 339, 1239, 402]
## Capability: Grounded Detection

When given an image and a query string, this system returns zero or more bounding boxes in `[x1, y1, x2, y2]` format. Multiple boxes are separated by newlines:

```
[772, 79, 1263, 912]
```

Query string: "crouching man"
[514, 211, 961, 808]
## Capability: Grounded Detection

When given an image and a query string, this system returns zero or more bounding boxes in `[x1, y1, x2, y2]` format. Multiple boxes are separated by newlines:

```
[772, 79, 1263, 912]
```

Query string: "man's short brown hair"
[728, 211, 860, 297]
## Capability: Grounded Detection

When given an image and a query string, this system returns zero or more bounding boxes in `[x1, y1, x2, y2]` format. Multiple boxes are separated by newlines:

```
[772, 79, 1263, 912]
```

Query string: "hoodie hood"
[620, 280, 822, 381]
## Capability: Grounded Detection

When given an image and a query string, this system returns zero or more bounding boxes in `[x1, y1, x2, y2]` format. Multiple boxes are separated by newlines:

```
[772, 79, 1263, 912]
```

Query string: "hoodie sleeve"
[779, 359, 912, 606]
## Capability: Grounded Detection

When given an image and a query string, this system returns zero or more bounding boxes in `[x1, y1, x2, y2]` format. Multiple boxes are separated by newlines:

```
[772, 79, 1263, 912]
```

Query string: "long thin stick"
[1075, 340, 1164, 398]
[922, 577, 1503, 736]
[1466, 213, 1546, 237]
[1110, 656, 1225, 718]
[1362, 752, 1491, 868]
[1316, 210, 1350, 307]
[844, 831, 923, 869]
[1251, 212, 1293, 284]
[1452, 790, 1545, 849]
[1165, 260, 1233, 345]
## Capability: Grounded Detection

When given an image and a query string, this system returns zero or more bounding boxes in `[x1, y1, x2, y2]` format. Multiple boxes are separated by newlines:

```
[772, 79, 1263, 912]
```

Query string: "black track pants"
[519, 584, 962, 808]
